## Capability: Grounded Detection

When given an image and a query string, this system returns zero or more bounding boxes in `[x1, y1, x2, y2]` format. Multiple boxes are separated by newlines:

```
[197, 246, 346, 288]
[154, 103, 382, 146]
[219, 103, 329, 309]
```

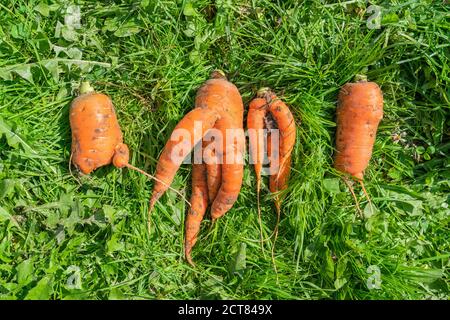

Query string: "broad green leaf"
[25, 276, 52, 300]
[65, 5, 81, 29]
[107, 235, 124, 253]
[109, 288, 125, 300]
[183, 22, 196, 37]
[16, 259, 33, 285]
[183, 2, 197, 16]
[74, 61, 92, 73]
[0, 179, 16, 199]
[34, 3, 50, 17]
[323, 178, 341, 194]
[66, 47, 82, 60]
[229, 242, 246, 278]
[65, 266, 82, 289]
[53, 45, 66, 56]
[43, 60, 59, 81]
[323, 249, 335, 281]
[334, 278, 347, 290]
[54, 21, 63, 38]
[114, 22, 141, 37]
[0, 119, 20, 148]
[0, 206, 12, 222]
[103, 18, 118, 32]
[61, 26, 78, 42]
[103, 205, 115, 223]
[56, 87, 68, 100]
[12, 65, 33, 83]
[10, 24, 29, 39]
[336, 257, 348, 279]
[0, 69, 12, 81]
[363, 202, 378, 219]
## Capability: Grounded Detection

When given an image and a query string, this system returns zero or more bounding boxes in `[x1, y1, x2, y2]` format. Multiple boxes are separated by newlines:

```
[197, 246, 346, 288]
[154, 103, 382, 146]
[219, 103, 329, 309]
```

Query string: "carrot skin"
[334, 81, 383, 180]
[185, 163, 209, 266]
[210, 113, 245, 221]
[203, 139, 222, 203]
[70, 91, 127, 174]
[267, 96, 296, 196]
[247, 98, 268, 192]
[150, 107, 220, 208]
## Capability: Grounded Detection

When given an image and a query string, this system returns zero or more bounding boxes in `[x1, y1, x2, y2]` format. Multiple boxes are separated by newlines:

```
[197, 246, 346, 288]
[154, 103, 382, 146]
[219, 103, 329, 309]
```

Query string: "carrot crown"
[257, 87, 272, 98]
[79, 81, 95, 94]
[210, 69, 226, 80]
[354, 74, 368, 82]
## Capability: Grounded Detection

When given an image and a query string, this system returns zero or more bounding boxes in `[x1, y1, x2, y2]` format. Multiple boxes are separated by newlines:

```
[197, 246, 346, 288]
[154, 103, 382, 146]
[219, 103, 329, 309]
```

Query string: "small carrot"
[69, 82, 188, 204]
[70, 81, 129, 174]
[247, 96, 268, 250]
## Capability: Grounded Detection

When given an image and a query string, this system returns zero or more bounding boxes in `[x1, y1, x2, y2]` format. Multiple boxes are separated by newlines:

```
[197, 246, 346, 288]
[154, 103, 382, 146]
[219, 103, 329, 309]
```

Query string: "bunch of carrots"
[69, 72, 383, 266]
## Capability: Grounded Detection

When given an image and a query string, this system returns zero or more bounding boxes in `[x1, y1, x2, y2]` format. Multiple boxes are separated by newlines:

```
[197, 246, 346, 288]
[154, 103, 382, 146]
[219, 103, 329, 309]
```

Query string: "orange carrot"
[247, 88, 296, 217]
[70, 81, 128, 174]
[247, 97, 268, 250]
[149, 107, 220, 210]
[247, 88, 297, 276]
[334, 75, 383, 214]
[149, 71, 244, 265]
[195, 71, 244, 222]
[203, 140, 222, 203]
[185, 163, 208, 266]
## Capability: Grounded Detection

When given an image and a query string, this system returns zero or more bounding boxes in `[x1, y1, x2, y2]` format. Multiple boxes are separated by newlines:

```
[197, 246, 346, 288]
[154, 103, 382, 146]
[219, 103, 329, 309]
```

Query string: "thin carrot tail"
[124, 163, 191, 235]
[359, 180, 374, 217]
[148, 195, 158, 234]
[185, 244, 195, 267]
[271, 200, 280, 284]
[256, 178, 266, 256]
[342, 177, 363, 217]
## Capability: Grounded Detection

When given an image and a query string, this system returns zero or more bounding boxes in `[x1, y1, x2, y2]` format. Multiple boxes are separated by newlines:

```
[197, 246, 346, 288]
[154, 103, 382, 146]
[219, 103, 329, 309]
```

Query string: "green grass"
[0, 0, 449, 300]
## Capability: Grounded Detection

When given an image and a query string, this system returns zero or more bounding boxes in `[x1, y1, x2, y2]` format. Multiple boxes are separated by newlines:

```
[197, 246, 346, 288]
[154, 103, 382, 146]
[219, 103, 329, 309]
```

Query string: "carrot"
[248, 88, 296, 215]
[247, 97, 268, 250]
[149, 107, 220, 211]
[266, 91, 296, 207]
[70, 81, 128, 174]
[70, 81, 190, 211]
[247, 88, 297, 275]
[195, 71, 244, 222]
[334, 75, 383, 214]
[209, 113, 245, 221]
[202, 139, 222, 203]
[185, 163, 208, 266]
[149, 70, 244, 265]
